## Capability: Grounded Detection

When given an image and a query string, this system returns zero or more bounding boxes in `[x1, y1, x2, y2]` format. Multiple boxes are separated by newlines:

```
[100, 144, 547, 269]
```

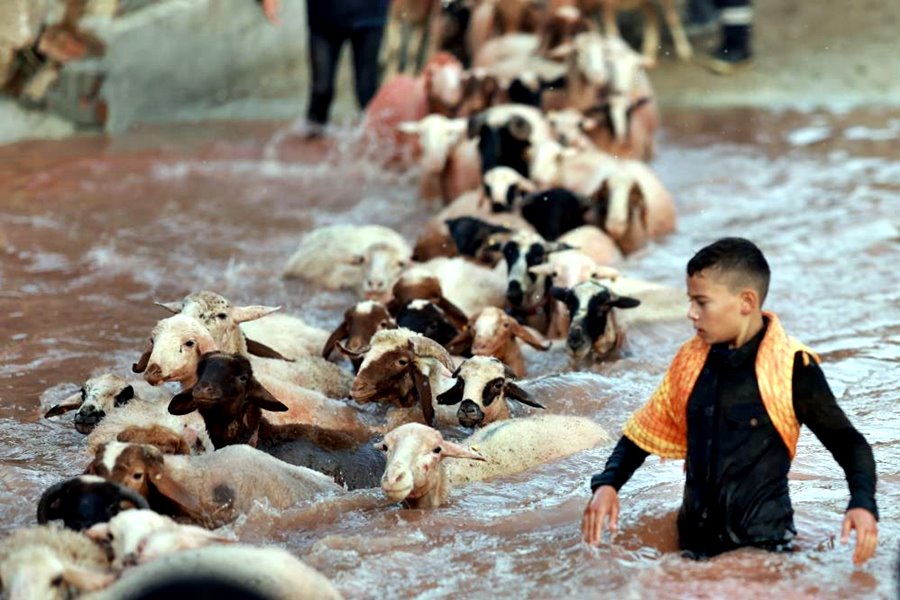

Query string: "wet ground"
[0, 107, 898, 598]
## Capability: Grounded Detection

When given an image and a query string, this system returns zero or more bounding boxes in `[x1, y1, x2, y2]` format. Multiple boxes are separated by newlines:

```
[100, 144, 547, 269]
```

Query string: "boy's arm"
[590, 435, 651, 492]
[793, 353, 879, 564]
[582, 435, 649, 545]
[792, 354, 878, 518]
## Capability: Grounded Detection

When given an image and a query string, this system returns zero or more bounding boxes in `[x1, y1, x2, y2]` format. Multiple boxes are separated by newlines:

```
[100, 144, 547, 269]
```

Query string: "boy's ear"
[739, 288, 760, 314]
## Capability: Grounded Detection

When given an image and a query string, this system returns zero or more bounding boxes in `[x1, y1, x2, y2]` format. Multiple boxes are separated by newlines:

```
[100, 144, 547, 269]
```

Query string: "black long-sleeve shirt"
[591, 320, 878, 557]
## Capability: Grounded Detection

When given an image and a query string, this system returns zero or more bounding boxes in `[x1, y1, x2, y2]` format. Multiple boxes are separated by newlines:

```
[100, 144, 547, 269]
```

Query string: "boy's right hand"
[582, 485, 619, 545]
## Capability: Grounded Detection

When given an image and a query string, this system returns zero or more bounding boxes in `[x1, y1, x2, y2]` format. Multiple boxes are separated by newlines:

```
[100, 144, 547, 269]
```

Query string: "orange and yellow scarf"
[622, 312, 818, 460]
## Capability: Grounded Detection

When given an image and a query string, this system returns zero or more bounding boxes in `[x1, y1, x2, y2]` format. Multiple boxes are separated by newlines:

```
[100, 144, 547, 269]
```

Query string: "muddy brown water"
[0, 108, 898, 598]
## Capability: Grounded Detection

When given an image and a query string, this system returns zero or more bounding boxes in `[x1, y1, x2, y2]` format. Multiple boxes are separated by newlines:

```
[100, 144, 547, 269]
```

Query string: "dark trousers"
[307, 26, 384, 125]
[713, 0, 752, 51]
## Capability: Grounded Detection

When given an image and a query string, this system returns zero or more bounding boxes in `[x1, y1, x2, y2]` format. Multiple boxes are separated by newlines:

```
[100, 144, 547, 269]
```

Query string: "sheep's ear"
[155, 301, 184, 314]
[247, 380, 289, 412]
[168, 390, 199, 415]
[147, 452, 202, 517]
[435, 297, 469, 331]
[505, 381, 544, 409]
[510, 322, 551, 351]
[445, 328, 473, 356]
[245, 338, 292, 361]
[549, 286, 570, 302]
[85, 522, 110, 541]
[466, 113, 485, 139]
[322, 316, 350, 360]
[44, 391, 83, 418]
[435, 377, 464, 406]
[441, 440, 486, 461]
[232, 305, 281, 323]
[547, 41, 575, 59]
[612, 295, 641, 309]
[63, 566, 115, 592]
[396, 120, 422, 135]
[410, 368, 436, 426]
[132, 339, 153, 374]
[528, 263, 555, 276]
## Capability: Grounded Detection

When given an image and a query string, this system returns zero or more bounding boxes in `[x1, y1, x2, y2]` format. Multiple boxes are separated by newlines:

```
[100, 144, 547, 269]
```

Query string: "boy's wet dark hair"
[687, 237, 771, 303]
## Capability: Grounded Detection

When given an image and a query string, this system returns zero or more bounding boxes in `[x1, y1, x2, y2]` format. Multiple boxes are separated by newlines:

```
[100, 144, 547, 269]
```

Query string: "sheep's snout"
[74, 406, 105, 434]
[144, 363, 164, 385]
[381, 466, 414, 501]
[506, 281, 524, 307]
[567, 325, 591, 357]
[192, 381, 220, 402]
[457, 400, 485, 429]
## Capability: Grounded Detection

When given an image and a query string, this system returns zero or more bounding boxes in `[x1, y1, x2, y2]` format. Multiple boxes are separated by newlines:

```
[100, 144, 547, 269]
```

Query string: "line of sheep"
[5, 7, 690, 599]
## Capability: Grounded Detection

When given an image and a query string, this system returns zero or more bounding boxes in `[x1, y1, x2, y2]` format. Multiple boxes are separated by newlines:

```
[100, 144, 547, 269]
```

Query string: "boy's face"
[686, 269, 749, 346]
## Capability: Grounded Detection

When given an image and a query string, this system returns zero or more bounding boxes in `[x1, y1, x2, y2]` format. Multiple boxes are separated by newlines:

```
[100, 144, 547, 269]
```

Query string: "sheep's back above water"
[445, 414, 611, 486]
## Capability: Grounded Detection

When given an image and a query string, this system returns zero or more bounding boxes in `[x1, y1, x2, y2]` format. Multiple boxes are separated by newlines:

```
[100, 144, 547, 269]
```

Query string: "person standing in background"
[261, 0, 390, 138]
[699, 0, 754, 75]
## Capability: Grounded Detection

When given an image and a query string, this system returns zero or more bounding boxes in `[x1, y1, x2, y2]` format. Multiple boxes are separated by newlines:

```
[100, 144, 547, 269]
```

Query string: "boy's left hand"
[841, 508, 878, 565]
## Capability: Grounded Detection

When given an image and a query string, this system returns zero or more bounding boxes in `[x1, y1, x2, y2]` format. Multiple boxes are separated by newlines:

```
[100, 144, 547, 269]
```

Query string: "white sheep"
[87, 442, 343, 529]
[402, 258, 508, 317]
[0, 525, 113, 599]
[380, 415, 611, 508]
[282, 224, 412, 303]
[397, 114, 481, 203]
[135, 313, 352, 400]
[86, 509, 234, 568]
[44, 373, 171, 434]
[87, 544, 343, 600]
[447, 307, 551, 377]
[156, 290, 329, 360]
[134, 315, 375, 445]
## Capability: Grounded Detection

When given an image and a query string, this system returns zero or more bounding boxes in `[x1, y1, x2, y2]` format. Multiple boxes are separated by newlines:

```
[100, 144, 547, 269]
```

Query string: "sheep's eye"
[217, 313, 227, 320]
[51, 575, 64, 587]
[553, 271, 559, 278]
[237, 375, 249, 383]
[184, 340, 195, 348]
[397, 260, 408, 268]
[381, 443, 388, 452]
[379, 321, 390, 329]
[433, 446, 442, 454]
[397, 358, 409, 367]
[503, 322, 511, 329]
[132, 472, 143, 481]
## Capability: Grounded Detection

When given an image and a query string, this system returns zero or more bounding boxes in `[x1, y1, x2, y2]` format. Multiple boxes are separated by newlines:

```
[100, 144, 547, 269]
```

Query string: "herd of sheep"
[3, 5, 692, 599]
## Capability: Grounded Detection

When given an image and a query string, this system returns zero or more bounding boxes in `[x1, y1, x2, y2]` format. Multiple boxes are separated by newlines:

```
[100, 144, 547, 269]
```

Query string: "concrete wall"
[93, 0, 357, 132]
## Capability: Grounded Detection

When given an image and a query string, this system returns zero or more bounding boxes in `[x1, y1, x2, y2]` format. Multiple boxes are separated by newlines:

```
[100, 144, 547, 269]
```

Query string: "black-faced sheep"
[168, 352, 288, 449]
[37, 475, 150, 532]
[44, 374, 170, 434]
[550, 279, 641, 360]
[436, 356, 544, 428]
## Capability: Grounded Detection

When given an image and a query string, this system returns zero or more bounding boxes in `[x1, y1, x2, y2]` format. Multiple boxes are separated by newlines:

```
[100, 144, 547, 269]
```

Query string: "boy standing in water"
[582, 238, 878, 564]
